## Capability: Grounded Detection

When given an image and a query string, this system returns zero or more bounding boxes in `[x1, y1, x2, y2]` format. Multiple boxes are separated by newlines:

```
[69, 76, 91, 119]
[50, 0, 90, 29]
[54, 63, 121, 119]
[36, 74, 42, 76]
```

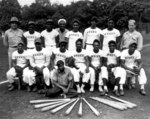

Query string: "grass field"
[0, 34, 150, 119]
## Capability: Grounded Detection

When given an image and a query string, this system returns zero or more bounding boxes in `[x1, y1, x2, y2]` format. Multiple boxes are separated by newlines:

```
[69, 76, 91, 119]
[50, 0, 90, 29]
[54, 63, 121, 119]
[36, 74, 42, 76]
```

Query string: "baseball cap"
[34, 38, 42, 43]
[58, 19, 66, 25]
[17, 40, 24, 46]
[28, 21, 35, 26]
[72, 19, 80, 24]
[59, 40, 67, 44]
[46, 19, 53, 24]
[10, 17, 19, 23]
[91, 16, 98, 22]
[56, 60, 64, 67]
[129, 41, 137, 46]
[128, 19, 136, 25]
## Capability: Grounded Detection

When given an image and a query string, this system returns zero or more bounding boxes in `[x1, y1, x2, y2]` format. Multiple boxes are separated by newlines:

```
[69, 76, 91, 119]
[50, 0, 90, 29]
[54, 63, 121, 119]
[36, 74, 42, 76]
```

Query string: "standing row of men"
[3, 16, 146, 97]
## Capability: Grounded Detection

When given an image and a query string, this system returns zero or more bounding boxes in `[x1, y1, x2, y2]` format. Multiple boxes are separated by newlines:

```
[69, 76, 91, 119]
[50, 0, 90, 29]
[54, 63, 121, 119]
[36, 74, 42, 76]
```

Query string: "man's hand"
[133, 66, 140, 75]
[109, 64, 115, 68]
[34, 67, 43, 74]
[15, 66, 23, 75]
[62, 88, 68, 94]
[85, 67, 89, 73]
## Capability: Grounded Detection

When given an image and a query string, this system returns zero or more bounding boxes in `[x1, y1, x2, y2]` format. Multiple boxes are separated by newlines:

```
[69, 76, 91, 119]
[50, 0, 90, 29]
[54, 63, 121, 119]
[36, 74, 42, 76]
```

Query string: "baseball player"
[41, 19, 59, 51]
[83, 16, 102, 51]
[121, 19, 143, 51]
[28, 38, 51, 93]
[6, 41, 29, 91]
[121, 42, 147, 95]
[65, 19, 83, 51]
[101, 19, 121, 51]
[23, 21, 41, 50]
[88, 39, 108, 92]
[102, 41, 126, 96]
[69, 39, 95, 93]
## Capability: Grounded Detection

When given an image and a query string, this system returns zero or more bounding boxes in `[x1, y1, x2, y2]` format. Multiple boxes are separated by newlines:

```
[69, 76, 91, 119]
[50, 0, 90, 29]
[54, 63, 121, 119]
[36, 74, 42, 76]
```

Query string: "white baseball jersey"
[41, 29, 59, 47]
[121, 49, 141, 68]
[52, 48, 69, 65]
[66, 31, 83, 51]
[70, 49, 87, 65]
[88, 50, 103, 67]
[29, 48, 51, 68]
[84, 27, 102, 44]
[101, 28, 120, 50]
[103, 49, 121, 65]
[23, 31, 41, 48]
[12, 50, 28, 68]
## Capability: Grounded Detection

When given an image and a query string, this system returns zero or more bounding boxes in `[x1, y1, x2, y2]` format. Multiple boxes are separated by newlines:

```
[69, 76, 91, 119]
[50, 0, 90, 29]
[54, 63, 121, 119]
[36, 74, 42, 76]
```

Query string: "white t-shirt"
[121, 49, 141, 68]
[23, 31, 41, 48]
[103, 49, 121, 65]
[29, 48, 51, 68]
[66, 31, 83, 51]
[41, 29, 59, 47]
[102, 28, 120, 50]
[88, 50, 103, 67]
[12, 50, 28, 68]
[84, 27, 102, 44]
[70, 49, 87, 65]
[52, 48, 69, 65]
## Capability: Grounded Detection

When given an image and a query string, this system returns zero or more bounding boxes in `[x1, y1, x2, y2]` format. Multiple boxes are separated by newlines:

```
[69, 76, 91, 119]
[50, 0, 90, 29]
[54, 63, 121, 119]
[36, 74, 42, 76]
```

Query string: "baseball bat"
[83, 98, 100, 116]
[34, 100, 68, 109]
[51, 99, 76, 114]
[30, 98, 70, 104]
[41, 101, 69, 112]
[65, 98, 79, 115]
[90, 97, 126, 111]
[106, 94, 137, 108]
[78, 98, 82, 117]
[126, 69, 138, 76]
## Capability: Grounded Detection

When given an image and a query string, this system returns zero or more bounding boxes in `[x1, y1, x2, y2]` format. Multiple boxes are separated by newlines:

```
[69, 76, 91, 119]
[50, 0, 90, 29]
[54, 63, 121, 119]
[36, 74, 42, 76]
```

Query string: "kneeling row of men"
[6, 37, 147, 97]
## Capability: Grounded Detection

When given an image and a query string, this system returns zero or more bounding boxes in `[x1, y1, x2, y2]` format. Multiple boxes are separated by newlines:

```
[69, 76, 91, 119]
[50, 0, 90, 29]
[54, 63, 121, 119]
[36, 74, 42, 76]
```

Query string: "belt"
[27, 47, 34, 49]
[86, 43, 93, 45]
[10, 46, 17, 48]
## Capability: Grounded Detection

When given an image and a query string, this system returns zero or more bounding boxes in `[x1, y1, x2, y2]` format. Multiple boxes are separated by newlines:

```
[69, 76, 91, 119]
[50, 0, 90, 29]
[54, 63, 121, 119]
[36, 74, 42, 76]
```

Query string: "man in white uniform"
[23, 21, 41, 50]
[6, 41, 29, 91]
[65, 19, 83, 51]
[69, 39, 95, 93]
[101, 19, 121, 51]
[83, 16, 102, 51]
[102, 41, 126, 96]
[28, 38, 51, 93]
[41, 19, 59, 51]
[121, 42, 147, 95]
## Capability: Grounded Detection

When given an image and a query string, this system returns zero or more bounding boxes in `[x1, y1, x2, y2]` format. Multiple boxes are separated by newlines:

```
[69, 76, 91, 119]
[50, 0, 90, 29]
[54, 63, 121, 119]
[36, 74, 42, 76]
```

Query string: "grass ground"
[0, 34, 150, 119]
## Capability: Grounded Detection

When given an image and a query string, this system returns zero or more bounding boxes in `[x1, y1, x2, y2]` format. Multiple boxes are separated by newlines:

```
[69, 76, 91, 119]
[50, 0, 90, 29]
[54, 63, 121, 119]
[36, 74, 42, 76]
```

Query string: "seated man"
[45, 60, 77, 98]
[102, 41, 126, 96]
[121, 42, 147, 95]
[69, 39, 95, 93]
[6, 41, 29, 91]
[25, 38, 51, 92]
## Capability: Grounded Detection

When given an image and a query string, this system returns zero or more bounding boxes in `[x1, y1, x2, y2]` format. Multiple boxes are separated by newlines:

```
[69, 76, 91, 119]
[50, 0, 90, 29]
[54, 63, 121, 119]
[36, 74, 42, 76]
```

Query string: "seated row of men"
[6, 37, 147, 97]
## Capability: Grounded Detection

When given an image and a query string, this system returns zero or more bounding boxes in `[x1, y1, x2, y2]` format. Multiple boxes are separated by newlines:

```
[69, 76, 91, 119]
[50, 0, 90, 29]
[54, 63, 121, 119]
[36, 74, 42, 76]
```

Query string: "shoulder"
[5, 29, 11, 34]
[41, 30, 46, 34]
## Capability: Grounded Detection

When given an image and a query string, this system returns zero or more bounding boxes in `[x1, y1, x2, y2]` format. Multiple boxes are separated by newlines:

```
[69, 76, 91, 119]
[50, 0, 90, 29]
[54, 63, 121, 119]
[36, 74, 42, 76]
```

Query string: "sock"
[140, 84, 144, 90]
[120, 84, 123, 90]
[114, 86, 118, 91]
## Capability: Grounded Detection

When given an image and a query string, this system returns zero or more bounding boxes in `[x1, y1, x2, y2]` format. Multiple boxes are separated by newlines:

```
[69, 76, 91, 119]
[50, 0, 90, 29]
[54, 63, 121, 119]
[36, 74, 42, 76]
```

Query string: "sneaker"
[139, 89, 146, 96]
[38, 89, 46, 94]
[77, 87, 81, 94]
[99, 90, 106, 96]
[81, 88, 85, 93]
[114, 90, 120, 97]
[8, 85, 15, 91]
[89, 86, 94, 92]
[27, 86, 32, 92]
[119, 90, 124, 96]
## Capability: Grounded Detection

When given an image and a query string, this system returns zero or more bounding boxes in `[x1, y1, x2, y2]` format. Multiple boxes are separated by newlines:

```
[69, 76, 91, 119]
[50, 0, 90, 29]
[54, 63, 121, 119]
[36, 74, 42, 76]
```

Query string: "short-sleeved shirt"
[88, 50, 103, 67]
[4, 28, 23, 47]
[66, 31, 83, 51]
[53, 67, 73, 86]
[12, 50, 28, 67]
[70, 49, 87, 65]
[84, 27, 101, 44]
[121, 49, 141, 68]
[121, 30, 143, 51]
[101, 28, 120, 50]
[29, 48, 51, 68]
[23, 31, 41, 48]
[41, 29, 59, 47]
[55, 28, 68, 43]
[103, 49, 121, 65]
[52, 48, 69, 65]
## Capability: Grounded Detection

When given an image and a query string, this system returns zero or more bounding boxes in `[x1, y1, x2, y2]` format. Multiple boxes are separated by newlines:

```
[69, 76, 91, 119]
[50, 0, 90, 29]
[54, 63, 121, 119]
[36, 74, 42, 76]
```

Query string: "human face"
[60, 43, 66, 52]
[10, 22, 18, 30]
[59, 21, 66, 30]
[58, 63, 64, 72]
[17, 44, 24, 53]
[93, 42, 100, 51]
[46, 23, 53, 31]
[109, 43, 116, 52]
[76, 41, 82, 51]
[129, 44, 137, 54]
[128, 24, 136, 32]
[73, 22, 79, 32]
[108, 20, 114, 30]
[91, 21, 96, 28]
[28, 25, 35, 34]
[35, 42, 42, 51]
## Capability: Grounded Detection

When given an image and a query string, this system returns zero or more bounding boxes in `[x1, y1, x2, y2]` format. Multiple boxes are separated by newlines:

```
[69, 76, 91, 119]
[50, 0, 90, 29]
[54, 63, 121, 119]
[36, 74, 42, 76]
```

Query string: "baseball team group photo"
[0, 0, 150, 119]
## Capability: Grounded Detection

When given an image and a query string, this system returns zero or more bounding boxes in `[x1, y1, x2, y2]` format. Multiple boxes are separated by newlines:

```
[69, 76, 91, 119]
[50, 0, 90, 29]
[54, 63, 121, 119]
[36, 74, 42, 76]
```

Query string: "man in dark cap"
[3, 17, 23, 69]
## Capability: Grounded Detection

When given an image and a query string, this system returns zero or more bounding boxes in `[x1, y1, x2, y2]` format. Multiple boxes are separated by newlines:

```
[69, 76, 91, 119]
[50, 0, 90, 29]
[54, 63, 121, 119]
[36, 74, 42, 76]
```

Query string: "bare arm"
[3, 32, 8, 48]
[137, 33, 143, 51]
